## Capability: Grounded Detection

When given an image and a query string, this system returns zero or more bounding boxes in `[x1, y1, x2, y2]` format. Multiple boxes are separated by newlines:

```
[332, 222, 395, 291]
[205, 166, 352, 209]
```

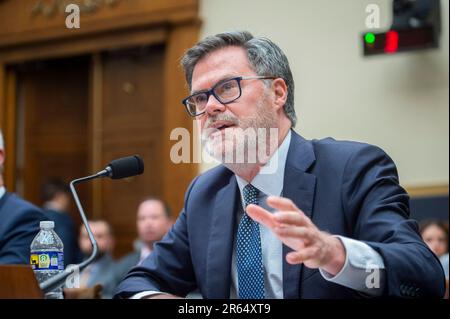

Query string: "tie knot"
[243, 184, 259, 207]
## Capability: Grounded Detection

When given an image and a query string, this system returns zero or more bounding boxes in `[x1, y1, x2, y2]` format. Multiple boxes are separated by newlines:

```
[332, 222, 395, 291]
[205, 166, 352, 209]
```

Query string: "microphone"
[98, 155, 144, 179]
[39, 155, 144, 294]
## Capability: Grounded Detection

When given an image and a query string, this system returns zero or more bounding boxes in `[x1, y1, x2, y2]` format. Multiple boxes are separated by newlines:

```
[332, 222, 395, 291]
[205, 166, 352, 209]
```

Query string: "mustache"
[205, 114, 239, 129]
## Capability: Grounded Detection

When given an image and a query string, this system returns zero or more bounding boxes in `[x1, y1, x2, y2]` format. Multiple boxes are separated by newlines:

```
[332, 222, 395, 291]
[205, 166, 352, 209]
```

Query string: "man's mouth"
[208, 121, 236, 132]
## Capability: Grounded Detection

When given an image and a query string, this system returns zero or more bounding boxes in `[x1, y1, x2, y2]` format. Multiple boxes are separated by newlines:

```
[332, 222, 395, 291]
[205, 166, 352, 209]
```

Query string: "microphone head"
[107, 155, 144, 179]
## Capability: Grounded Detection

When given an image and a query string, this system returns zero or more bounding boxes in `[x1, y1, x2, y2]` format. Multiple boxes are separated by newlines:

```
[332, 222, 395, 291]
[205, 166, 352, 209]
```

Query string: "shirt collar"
[0, 186, 5, 200]
[236, 129, 291, 197]
[140, 245, 152, 261]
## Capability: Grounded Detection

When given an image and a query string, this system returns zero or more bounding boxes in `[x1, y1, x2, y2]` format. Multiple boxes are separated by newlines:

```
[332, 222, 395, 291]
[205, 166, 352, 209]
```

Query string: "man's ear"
[272, 78, 288, 112]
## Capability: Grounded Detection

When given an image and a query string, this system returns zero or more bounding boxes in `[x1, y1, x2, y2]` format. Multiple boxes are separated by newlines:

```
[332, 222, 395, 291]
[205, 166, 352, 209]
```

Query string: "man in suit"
[0, 130, 46, 264]
[115, 31, 445, 299]
[78, 220, 118, 298]
[42, 179, 81, 266]
[115, 197, 173, 281]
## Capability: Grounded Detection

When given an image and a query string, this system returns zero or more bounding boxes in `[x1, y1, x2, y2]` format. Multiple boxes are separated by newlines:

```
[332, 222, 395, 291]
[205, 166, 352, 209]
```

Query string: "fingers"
[274, 225, 313, 242]
[286, 248, 318, 265]
[273, 211, 311, 227]
[246, 204, 279, 229]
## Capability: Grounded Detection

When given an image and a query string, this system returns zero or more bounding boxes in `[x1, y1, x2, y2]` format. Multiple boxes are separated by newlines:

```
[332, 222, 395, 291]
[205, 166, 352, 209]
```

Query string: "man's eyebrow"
[191, 75, 238, 94]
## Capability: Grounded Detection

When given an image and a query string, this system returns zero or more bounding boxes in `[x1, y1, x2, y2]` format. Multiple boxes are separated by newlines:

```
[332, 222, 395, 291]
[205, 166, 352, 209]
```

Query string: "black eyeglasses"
[181, 76, 277, 117]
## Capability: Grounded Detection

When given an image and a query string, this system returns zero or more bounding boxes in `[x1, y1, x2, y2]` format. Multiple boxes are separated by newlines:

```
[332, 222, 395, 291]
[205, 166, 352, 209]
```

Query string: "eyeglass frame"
[181, 75, 278, 117]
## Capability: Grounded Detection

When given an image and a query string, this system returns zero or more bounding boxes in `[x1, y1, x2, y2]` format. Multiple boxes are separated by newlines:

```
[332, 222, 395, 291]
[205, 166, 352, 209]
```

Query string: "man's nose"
[205, 94, 226, 116]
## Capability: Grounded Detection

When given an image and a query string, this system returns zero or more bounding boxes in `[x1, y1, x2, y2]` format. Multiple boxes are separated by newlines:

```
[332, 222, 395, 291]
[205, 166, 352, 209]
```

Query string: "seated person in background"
[419, 219, 449, 298]
[0, 130, 45, 264]
[419, 219, 448, 259]
[79, 219, 118, 298]
[115, 197, 173, 280]
[42, 178, 81, 266]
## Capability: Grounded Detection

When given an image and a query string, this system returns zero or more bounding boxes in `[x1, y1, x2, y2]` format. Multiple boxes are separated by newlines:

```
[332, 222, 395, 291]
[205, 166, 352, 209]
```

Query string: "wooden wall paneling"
[21, 65, 41, 205]
[0, 63, 16, 191]
[0, 65, 4, 128]
[18, 57, 90, 216]
[89, 53, 103, 220]
[0, 0, 201, 258]
[101, 46, 166, 257]
[1, 68, 17, 192]
[162, 22, 201, 217]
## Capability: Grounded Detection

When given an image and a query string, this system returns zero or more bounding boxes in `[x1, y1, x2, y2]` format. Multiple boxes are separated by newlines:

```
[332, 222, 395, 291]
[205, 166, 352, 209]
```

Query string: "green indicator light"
[365, 32, 376, 44]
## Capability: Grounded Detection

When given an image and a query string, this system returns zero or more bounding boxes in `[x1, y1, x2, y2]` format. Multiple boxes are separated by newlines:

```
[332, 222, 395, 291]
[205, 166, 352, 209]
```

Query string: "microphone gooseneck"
[39, 155, 144, 294]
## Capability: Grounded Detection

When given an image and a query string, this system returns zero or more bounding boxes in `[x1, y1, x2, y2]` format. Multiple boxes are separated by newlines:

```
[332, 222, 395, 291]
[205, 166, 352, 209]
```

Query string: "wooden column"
[89, 53, 104, 219]
[3, 69, 16, 191]
[0, 65, 17, 192]
[163, 21, 201, 216]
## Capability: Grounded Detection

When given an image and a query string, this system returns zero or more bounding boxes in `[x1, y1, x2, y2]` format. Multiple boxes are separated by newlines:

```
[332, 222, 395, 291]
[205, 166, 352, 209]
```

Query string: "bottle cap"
[40, 221, 55, 229]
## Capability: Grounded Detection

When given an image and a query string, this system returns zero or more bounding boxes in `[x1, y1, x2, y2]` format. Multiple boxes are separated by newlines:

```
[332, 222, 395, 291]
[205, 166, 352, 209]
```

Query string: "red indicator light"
[384, 30, 399, 54]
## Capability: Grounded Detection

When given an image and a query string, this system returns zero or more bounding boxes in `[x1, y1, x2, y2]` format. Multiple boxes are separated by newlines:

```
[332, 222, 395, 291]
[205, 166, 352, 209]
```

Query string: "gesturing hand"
[246, 196, 346, 275]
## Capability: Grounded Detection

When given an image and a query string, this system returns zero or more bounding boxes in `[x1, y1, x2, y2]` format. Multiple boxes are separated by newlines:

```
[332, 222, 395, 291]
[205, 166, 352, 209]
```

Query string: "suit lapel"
[282, 131, 317, 299]
[206, 174, 239, 298]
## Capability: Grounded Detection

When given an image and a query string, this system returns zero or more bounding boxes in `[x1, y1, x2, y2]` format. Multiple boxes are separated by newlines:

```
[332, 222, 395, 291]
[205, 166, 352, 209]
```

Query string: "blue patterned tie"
[236, 184, 265, 299]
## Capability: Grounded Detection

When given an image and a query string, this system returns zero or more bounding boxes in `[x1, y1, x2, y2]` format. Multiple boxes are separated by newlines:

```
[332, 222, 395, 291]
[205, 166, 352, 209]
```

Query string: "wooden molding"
[406, 184, 449, 197]
[0, 26, 168, 64]
[162, 22, 200, 216]
[0, 0, 198, 48]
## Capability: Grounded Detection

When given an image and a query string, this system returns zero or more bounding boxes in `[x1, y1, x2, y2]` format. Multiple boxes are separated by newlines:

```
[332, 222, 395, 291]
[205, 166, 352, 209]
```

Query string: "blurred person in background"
[419, 219, 448, 259]
[78, 219, 118, 298]
[420, 219, 449, 298]
[0, 130, 45, 264]
[115, 197, 173, 280]
[42, 178, 81, 266]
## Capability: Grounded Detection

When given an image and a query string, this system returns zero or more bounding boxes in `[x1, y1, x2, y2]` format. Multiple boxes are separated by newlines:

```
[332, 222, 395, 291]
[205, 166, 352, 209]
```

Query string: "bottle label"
[30, 251, 64, 270]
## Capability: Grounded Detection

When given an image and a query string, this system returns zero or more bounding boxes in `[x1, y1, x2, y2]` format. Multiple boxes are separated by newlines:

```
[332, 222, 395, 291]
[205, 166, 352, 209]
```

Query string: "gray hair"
[181, 31, 297, 127]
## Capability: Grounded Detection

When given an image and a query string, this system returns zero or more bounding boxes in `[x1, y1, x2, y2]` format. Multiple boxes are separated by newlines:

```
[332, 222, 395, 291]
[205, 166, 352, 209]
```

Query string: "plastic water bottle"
[30, 221, 64, 299]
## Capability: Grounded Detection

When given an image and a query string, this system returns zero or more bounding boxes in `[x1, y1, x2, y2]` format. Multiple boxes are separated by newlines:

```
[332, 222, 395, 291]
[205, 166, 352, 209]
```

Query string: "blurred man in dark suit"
[0, 130, 46, 264]
[115, 197, 172, 281]
[42, 179, 81, 266]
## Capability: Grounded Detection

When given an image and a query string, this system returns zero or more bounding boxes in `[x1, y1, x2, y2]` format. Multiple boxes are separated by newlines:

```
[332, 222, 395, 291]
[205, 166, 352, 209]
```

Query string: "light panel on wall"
[362, 0, 441, 56]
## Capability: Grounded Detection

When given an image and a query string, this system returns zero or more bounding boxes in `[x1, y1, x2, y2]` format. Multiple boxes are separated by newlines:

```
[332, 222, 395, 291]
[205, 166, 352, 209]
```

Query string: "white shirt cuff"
[130, 291, 168, 299]
[319, 235, 385, 296]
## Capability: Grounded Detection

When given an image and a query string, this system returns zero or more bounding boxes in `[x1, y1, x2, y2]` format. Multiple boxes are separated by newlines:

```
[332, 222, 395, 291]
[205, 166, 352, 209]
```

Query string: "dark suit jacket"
[0, 192, 46, 264]
[115, 250, 140, 282]
[115, 131, 445, 298]
[81, 253, 119, 299]
[43, 209, 81, 266]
